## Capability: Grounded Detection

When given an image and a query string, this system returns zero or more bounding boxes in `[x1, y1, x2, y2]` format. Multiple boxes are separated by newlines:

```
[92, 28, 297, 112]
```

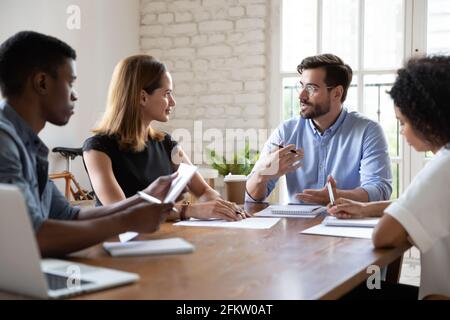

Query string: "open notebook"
[254, 204, 327, 218]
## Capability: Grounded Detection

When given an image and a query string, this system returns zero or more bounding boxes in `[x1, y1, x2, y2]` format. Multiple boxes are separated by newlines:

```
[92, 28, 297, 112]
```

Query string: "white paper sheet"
[164, 163, 197, 203]
[119, 163, 198, 243]
[322, 216, 380, 228]
[174, 217, 281, 229]
[119, 232, 139, 243]
[300, 224, 373, 239]
[103, 238, 195, 257]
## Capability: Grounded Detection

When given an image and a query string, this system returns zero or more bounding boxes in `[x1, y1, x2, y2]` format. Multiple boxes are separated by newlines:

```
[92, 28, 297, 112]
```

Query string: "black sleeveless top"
[82, 134, 178, 206]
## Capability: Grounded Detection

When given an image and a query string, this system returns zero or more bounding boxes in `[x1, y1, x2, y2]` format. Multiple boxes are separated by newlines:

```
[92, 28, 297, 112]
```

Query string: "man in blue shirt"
[0, 31, 175, 257]
[246, 54, 392, 205]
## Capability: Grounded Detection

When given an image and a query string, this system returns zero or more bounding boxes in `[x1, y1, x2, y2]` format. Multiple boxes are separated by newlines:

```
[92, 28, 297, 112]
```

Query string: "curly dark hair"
[388, 55, 450, 148]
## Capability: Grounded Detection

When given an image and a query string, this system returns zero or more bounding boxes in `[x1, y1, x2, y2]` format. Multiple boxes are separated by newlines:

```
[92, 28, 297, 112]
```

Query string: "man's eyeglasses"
[295, 82, 335, 96]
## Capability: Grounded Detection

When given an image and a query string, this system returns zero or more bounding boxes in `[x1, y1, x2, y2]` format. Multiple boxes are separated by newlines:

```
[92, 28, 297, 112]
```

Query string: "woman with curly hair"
[330, 55, 450, 299]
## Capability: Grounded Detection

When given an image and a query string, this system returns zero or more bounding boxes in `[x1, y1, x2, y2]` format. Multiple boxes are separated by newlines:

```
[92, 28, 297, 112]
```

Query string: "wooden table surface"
[0, 203, 409, 300]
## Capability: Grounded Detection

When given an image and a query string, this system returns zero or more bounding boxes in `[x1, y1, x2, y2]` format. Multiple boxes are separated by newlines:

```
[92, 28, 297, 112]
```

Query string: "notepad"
[254, 205, 326, 218]
[174, 217, 280, 229]
[322, 216, 380, 228]
[103, 238, 195, 257]
[301, 224, 373, 239]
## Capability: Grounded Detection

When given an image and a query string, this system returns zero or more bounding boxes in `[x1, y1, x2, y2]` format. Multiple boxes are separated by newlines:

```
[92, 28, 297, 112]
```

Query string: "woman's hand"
[187, 199, 251, 221]
[327, 198, 369, 219]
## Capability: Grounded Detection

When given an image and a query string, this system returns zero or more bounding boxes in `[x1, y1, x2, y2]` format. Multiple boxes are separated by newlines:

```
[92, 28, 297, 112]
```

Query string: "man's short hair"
[0, 31, 76, 98]
[297, 54, 353, 102]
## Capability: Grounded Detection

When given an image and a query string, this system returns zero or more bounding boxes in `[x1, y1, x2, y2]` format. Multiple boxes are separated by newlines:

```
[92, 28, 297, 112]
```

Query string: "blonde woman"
[83, 55, 247, 221]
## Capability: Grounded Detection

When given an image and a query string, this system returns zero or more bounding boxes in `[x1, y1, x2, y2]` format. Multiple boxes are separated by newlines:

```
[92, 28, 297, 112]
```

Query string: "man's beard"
[299, 99, 331, 119]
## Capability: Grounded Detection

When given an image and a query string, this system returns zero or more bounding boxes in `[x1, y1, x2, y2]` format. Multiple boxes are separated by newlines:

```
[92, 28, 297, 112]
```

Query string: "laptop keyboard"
[45, 273, 92, 291]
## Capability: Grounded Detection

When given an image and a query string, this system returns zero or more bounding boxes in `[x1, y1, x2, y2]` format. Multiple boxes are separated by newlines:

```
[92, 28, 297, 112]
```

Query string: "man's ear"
[334, 85, 344, 102]
[32, 72, 48, 95]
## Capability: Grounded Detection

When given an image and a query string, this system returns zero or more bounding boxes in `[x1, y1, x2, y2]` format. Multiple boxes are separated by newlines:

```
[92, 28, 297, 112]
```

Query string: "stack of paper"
[103, 238, 195, 257]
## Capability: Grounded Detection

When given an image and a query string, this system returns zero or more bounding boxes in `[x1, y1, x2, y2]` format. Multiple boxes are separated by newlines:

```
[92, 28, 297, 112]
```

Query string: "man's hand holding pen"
[255, 142, 304, 180]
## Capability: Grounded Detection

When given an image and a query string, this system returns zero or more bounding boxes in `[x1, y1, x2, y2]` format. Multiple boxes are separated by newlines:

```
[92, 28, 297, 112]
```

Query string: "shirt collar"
[1, 102, 48, 156]
[307, 107, 348, 137]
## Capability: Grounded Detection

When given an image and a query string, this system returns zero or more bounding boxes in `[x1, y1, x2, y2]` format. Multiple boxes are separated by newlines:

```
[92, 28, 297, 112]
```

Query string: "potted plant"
[207, 139, 259, 204]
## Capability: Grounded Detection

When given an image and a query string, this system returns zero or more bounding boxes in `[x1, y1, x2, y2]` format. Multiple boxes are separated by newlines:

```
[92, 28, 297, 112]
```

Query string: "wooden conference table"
[1, 202, 409, 300]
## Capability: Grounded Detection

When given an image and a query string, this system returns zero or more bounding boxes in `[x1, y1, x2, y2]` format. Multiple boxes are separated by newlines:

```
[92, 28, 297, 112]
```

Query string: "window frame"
[270, 0, 430, 198]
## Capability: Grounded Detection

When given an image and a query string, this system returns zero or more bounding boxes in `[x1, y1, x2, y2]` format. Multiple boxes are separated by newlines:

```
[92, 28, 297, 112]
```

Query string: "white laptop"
[0, 184, 139, 299]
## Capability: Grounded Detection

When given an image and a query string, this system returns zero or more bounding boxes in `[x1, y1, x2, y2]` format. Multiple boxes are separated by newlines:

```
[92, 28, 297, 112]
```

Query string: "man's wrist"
[253, 170, 272, 183]
[117, 208, 137, 233]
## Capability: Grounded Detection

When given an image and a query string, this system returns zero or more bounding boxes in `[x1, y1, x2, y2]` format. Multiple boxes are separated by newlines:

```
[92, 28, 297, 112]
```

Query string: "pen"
[271, 142, 300, 154]
[137, 191, 179, 213]
[327, 181, 335, 206]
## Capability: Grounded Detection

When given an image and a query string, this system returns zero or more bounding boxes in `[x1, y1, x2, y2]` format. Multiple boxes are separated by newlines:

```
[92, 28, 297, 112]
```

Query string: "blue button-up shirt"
[0, 102, 79, 232]
[249, 108, 392, 203]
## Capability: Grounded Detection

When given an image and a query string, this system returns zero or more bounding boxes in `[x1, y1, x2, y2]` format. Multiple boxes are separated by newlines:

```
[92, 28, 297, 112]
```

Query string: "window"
[272, 0, 449, 199]
[427, 0, 450, 54]
[424, 0, 450, 162]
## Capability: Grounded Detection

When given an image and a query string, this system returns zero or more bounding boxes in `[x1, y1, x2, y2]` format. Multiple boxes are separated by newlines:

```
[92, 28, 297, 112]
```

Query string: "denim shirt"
[248, 107, 392, 203]
[0, 102, 79, 232]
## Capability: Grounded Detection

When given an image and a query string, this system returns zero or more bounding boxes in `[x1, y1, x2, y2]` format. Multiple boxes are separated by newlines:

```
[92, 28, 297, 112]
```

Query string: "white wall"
[0, 0, 140, 190]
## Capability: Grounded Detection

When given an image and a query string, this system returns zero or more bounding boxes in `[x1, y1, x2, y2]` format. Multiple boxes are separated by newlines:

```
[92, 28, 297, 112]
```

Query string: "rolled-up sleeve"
[245, 128, 283, 202]
[360, 122, 393, 201]
[48, 181, 80, 221]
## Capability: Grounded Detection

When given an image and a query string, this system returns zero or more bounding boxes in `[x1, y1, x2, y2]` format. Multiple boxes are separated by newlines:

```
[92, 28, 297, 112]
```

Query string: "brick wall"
[140, 0, 269, 166]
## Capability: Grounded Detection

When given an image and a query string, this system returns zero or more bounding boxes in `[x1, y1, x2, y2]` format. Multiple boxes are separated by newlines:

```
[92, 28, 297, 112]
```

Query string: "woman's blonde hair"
[93, 55, 166, 152]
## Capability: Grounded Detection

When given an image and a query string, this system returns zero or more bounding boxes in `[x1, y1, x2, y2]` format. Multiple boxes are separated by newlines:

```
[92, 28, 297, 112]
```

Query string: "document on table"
[163, 163, 198, 203]
[174, 217, 281, 229]
[119, 163, 198, 243]
[103, 238, 195, 257]
[254, 204, 326, 218]
[322, 216, 380, 228]
[300, 224, 373, 239]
